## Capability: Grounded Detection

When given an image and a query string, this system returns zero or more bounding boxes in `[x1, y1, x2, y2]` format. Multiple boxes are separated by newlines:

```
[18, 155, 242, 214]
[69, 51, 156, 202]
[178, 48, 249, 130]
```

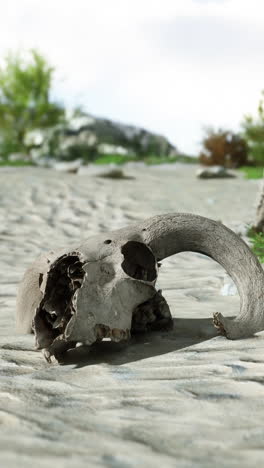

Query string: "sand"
[0, 164, 264, 467]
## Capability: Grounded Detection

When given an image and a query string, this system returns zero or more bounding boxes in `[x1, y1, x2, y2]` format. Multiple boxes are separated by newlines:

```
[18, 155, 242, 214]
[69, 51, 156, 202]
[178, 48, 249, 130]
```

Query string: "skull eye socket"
[34, 254, 85, 349]
[121, 241, 157, 282]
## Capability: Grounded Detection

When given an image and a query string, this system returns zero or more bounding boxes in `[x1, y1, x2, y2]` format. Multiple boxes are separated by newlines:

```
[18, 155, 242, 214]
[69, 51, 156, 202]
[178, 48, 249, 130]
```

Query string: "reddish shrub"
[199, 129, 248, 168]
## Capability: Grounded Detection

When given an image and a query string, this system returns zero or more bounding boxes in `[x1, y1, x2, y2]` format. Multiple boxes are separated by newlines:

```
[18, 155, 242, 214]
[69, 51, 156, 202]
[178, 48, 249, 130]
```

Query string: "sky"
[0, 0, 264, 154]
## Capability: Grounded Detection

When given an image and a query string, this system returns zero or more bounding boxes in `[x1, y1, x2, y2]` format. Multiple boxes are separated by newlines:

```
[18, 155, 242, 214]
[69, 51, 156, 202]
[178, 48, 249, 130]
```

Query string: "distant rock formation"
[26, 110, 178, 162]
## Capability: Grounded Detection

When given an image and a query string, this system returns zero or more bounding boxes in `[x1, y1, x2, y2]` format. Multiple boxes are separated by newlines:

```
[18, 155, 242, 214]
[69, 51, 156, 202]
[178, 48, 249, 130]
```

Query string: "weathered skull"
[16, 213, 264, 362]
[16, 231, 172, 361]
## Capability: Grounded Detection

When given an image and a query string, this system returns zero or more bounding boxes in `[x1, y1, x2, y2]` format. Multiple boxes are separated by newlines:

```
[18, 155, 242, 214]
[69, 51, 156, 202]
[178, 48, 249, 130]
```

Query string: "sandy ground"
[0, 164, 264, 467]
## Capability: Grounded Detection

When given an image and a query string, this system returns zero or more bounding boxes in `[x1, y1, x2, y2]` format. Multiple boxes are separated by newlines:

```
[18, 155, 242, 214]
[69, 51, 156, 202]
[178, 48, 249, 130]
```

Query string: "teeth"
[94, 324, 111, 340]
[96, 326, 105, 340]
[121, 330, 126, 340]
[94, 324, 131, 342]
[110, 328, 130, 342]
[110, 328, 121, 342]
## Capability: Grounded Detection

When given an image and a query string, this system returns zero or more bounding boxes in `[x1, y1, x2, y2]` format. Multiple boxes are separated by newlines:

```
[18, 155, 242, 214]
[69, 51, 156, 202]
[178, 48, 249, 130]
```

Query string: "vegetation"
[240, 166, 264, 179]
[2, 48, 264, 170]
[248, 228, 264, 263]
[93, 153, 198, 166]
[0, 153, 198, 167]
[242, 91, 264, 166]
[94, 154, 137, 165]
[199, 128, 248, 168]
[0, 48, 198, 166]
[0, 159, 35, 167]
[143, 154, 197, 165]
[0, 50, 64, 159]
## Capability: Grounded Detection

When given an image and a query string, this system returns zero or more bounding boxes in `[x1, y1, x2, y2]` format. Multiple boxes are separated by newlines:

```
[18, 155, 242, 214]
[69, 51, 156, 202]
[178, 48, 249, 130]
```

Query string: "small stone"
[196, 166, 236, 179]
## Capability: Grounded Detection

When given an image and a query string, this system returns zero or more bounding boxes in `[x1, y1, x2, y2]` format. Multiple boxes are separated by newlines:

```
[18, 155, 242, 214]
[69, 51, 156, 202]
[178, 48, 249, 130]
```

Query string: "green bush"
[248, 228, 264, 263]
[0, 50, 64, 159]
[242, 91, 264, 165]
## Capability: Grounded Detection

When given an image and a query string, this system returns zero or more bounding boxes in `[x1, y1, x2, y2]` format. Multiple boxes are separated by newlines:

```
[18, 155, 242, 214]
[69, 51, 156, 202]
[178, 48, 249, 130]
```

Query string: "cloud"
[0, 0, 263, 153]
[147, 16, 264, 65]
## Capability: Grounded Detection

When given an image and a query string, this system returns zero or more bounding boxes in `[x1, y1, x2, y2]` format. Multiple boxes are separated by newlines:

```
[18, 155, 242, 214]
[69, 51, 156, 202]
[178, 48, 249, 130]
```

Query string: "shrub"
[199, 128, 248, 168]
[242, 91, 264, 166]
[0, 50, 64, 158]
[248, 228, 264, 261]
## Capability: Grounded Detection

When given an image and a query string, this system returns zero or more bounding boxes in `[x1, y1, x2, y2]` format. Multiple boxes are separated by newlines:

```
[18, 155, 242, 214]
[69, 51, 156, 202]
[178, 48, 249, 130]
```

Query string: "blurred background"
[0, 0, 264, 175]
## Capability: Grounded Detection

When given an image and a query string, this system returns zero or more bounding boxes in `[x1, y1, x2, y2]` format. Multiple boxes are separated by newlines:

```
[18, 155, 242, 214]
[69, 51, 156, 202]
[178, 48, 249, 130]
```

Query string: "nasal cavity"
[121, 241, 157, 282]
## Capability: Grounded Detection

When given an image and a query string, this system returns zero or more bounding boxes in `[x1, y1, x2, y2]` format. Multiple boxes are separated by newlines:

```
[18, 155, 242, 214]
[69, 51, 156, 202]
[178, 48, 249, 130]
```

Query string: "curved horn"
[136, 213, 264, 339]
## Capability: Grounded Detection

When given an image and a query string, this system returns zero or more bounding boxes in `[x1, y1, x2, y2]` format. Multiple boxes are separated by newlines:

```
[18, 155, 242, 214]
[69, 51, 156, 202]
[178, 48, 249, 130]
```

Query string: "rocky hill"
[26, 110, 178, 162]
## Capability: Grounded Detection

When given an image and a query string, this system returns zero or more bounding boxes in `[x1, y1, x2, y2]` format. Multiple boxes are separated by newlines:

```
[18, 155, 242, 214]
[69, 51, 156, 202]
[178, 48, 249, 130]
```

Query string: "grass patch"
[144, 154, 198, 165]
[94, 154, 137, 165]
[0, 159, 35, 167]
[0, 153, 199, 167]
[240, 166, 264, 179]
[93, 153, 198, 166]
[248, 228, 264, 263]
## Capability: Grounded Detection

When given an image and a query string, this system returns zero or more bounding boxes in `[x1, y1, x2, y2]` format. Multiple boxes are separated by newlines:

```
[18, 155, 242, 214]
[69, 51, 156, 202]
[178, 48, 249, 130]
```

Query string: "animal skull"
[16, 213, 264, 362]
